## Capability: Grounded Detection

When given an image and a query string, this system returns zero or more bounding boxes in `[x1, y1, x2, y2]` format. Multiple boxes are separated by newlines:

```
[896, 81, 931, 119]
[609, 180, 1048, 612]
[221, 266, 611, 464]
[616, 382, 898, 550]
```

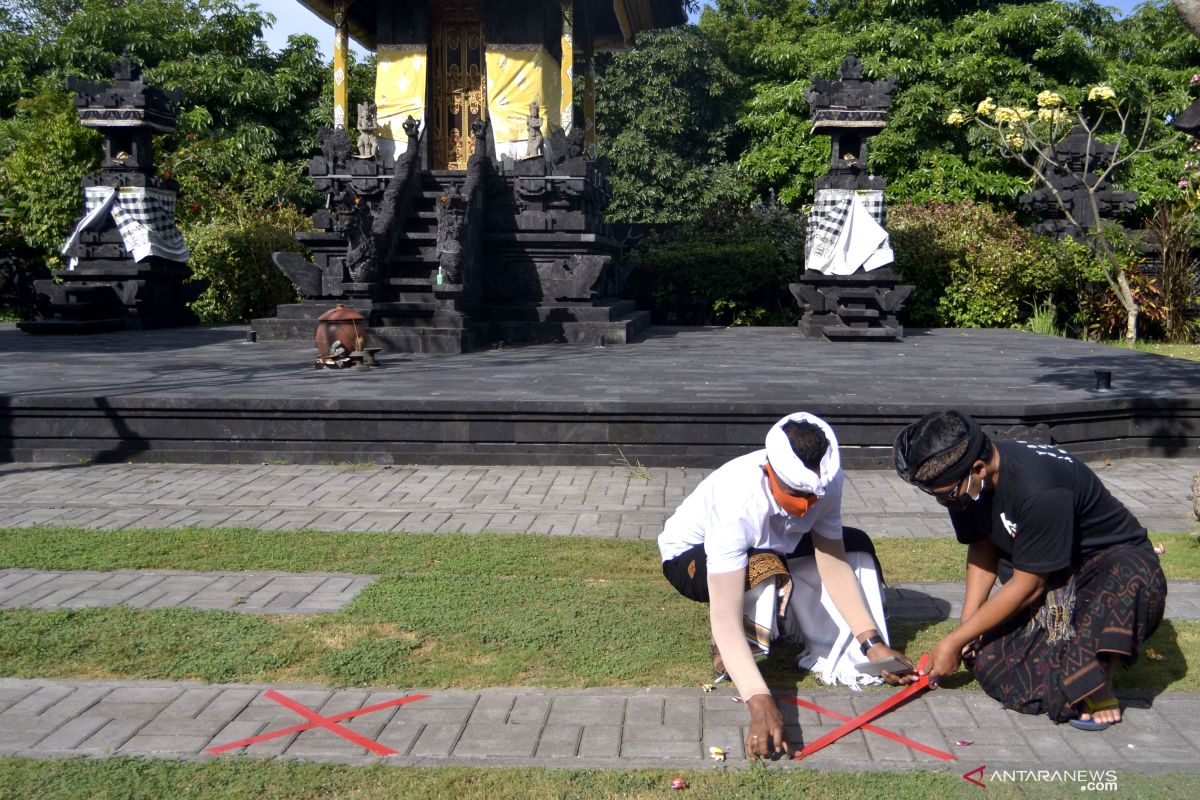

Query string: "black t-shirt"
[949, 440, 1148, 575]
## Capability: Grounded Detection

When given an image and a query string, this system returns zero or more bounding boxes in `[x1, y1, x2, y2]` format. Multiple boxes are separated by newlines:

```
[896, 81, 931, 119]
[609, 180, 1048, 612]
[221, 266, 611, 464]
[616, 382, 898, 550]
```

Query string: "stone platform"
[2, 324, 1199, 467]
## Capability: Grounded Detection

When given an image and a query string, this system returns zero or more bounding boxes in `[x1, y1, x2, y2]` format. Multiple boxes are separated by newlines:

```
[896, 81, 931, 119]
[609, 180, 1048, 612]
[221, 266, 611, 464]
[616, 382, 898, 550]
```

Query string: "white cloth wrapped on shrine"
[805, 189, 894, 275]
[61, 186, 189, 269]
[738, 550, 890, 689]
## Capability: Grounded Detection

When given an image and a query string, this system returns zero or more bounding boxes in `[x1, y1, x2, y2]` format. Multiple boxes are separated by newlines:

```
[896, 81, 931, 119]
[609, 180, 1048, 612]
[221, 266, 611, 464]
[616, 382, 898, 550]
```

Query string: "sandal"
[1068, 695, 1120, 731]
[710, 642, 730, 685]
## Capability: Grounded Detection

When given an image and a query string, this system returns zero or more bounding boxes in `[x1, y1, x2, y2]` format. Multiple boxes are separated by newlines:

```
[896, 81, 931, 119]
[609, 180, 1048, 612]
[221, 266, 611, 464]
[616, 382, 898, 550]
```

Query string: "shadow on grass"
[1119, 621, 1190, 712]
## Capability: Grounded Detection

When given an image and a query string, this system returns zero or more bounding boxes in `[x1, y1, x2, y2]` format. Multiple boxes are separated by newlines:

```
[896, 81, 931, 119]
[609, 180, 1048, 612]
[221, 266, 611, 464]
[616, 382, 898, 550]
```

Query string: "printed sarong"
[968, 542, 1166, 722]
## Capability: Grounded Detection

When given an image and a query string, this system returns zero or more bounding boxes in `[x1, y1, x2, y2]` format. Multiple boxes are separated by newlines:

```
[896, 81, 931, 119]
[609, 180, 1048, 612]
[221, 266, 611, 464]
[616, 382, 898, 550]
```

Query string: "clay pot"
[316, 303, 366, 357]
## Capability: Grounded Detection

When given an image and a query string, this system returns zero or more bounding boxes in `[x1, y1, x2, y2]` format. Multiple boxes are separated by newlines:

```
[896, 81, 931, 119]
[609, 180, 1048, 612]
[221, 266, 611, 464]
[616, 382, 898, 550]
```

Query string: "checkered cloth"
[61, 186, 189, 268]
[805, 189, 893, 275]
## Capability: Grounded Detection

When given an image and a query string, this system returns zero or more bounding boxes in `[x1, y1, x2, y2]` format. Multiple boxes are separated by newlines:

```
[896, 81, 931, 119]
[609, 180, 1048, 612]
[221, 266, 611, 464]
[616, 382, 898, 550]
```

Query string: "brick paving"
[0, 570, 373, 614]
[3, 569, 1198, 624]
[0, 678, 1196, 773]
[1, 457, 1196, 538]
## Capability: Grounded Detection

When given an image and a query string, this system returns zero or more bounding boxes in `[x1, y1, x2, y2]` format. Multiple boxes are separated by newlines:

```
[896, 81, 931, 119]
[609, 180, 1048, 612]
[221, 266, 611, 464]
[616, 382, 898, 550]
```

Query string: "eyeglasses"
[917, 474, 967, 500]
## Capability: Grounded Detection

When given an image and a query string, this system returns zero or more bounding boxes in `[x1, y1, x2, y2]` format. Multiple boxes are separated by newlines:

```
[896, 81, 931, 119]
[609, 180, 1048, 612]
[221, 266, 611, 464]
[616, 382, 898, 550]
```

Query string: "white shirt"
[657, 449, 844, 573]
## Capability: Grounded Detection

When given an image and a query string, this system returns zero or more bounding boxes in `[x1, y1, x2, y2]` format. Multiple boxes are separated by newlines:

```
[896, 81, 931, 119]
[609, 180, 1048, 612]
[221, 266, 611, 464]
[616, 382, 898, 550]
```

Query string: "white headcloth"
[764, 412, 841, 497]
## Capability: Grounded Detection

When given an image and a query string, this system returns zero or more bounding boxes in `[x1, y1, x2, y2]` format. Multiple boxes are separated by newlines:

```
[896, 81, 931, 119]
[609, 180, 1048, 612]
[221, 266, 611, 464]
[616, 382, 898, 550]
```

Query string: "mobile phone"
[855, 656, 916, 677]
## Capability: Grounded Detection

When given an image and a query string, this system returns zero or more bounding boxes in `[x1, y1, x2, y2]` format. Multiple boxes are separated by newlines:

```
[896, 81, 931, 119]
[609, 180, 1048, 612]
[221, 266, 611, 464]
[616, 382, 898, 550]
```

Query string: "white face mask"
[966, 474, 987, 502]
[940, 472, 987, 509]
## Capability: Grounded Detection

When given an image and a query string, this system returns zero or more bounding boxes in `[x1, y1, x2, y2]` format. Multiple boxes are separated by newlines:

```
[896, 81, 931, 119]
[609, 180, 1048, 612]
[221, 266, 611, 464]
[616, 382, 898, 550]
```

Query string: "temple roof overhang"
[295, 0, 687, 51]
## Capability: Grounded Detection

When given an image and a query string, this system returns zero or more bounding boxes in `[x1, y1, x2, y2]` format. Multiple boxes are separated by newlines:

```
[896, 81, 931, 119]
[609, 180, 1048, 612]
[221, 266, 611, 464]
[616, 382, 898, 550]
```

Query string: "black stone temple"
[253, 0, 688, 354]
[1019, 125, 1138, 241]
[19, 58, 200, 335]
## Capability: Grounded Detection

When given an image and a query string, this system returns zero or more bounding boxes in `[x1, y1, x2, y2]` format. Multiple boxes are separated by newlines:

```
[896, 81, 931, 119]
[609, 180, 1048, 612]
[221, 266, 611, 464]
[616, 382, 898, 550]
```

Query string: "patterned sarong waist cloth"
[61, 186, 190, 269]
[804, 189, 894, 275]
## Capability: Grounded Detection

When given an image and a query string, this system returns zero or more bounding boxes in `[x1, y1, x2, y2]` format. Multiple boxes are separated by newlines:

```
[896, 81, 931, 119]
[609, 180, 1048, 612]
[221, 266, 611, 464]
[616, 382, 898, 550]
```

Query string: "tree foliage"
[595, 25, 748, 223]
[691, 0, 1199, 211]
[0, 0, 329, 161]
[0, 83, 100, 262]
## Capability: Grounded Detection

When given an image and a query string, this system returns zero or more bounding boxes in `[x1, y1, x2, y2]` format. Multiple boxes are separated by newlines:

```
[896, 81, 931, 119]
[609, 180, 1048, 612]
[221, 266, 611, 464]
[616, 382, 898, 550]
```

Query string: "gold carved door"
[432, 0, 487, 170]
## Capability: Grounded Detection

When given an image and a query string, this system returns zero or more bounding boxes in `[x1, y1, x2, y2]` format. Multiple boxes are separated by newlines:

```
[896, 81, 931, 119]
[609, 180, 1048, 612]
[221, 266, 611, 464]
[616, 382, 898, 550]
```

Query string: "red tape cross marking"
[792, 653, 950, 761]
[206, 689, 429, 757]
[779, 695, 955, 762]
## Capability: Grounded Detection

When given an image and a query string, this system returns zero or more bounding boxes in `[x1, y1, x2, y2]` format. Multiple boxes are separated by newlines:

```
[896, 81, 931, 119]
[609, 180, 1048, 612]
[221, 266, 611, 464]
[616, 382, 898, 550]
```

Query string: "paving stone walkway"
[3, 568, 1199, 623]
[1, 678, 1196, 774]
[0, 570, 374, 614]
[1, 458, 1196, 538]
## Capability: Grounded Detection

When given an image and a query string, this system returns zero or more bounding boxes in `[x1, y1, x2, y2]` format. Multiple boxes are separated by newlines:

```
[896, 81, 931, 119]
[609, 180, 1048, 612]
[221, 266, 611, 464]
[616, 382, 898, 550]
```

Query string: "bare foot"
[1078, 657, 1121, 726]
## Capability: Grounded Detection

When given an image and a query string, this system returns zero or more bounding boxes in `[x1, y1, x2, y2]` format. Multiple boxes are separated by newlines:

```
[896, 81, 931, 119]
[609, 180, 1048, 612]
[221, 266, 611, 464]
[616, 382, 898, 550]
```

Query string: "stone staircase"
[254, 165, 650, 356]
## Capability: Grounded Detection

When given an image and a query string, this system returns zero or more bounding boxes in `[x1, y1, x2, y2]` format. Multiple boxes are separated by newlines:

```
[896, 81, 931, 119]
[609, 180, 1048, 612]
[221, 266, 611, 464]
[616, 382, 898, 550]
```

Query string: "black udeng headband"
[893, 411, 988, 488]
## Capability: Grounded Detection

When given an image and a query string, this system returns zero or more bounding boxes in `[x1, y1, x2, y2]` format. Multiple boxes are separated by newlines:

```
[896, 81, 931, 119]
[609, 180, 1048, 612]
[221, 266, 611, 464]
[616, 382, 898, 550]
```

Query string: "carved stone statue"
[318, 126, 352, 172]
[345, 200, 379, 283]
[355, 102, 378, 159]
[524, 101, 544, 158]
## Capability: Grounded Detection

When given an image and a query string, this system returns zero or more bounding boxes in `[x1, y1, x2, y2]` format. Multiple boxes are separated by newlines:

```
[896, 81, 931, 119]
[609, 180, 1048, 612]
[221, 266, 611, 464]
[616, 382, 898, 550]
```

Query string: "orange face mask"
[764, 463, 817, 517]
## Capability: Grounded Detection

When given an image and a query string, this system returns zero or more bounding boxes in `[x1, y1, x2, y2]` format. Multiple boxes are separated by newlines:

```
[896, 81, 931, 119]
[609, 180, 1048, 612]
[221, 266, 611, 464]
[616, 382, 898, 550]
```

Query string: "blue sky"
[255, 0, 1151, 56]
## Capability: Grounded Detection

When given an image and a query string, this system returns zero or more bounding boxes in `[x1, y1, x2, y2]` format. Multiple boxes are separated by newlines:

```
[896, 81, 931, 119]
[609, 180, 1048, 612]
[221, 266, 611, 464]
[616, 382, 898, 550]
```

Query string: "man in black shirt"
[892, 410, 1166, 730]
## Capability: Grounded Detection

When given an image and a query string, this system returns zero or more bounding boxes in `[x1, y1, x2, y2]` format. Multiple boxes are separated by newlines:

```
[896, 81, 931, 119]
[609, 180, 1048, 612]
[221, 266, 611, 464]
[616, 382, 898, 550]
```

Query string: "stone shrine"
[19, 58, 198, 334]
[1019, 125, 1138, 241]
[252, 0, 686, 354]
[789, 53, 912, 342]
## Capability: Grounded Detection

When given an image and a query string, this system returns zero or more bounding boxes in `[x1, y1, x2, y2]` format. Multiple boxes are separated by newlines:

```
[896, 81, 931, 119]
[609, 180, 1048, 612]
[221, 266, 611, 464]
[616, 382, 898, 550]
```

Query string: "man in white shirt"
[658, 412, 913, 759]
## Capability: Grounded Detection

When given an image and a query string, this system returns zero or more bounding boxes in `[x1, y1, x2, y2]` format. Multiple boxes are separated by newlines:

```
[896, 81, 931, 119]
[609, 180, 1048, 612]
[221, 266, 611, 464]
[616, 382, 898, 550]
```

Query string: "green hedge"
[635, 239, 789, 326]
[889, 200, 1092, 330]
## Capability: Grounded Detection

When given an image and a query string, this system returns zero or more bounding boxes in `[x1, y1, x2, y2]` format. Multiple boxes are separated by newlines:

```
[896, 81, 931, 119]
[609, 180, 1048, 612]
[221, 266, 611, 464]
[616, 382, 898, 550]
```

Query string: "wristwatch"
[859, 634, 885, 655]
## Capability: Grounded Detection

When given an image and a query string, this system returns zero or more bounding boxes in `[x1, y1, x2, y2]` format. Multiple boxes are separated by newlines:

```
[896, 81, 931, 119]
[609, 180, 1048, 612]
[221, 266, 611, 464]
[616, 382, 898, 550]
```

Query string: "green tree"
[595, 25, 749, 222]
[953, 84, 1180, 344]
[698, 0, 1198, 210]
[0, 83, 100, 264]
[0, 0, 328, 161]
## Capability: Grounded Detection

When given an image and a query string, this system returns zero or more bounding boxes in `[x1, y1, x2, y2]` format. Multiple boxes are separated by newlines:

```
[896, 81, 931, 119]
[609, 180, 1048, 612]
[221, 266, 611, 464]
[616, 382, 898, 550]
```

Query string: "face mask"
[765, 463, 817, 517]
[940, 473, 986, 510]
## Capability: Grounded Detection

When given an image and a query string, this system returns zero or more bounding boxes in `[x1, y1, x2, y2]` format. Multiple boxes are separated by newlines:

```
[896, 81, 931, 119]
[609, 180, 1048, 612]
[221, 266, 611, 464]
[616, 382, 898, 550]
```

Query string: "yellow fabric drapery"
[332, 0, 349, 128]
[485, 47, 562, 154]
[560, 1, 574, 134]
[375, 47, 428, 142]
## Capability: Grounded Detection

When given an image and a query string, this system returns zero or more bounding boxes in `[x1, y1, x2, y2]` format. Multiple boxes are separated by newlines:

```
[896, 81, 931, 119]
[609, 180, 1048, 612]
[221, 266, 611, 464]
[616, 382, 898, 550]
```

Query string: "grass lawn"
[2, 526, 1198, 798]
[1104, 340, 1200, 361]
[0, 527, 1196, 691]
[1, 757, 1198, 800]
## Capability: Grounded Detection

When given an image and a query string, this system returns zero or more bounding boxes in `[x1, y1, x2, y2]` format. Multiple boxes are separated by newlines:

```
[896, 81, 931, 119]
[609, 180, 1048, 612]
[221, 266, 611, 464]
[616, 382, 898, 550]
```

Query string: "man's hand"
[865, 643, 919, 685]
[924, 635, 964, 687]
[745, 694, 791, 759]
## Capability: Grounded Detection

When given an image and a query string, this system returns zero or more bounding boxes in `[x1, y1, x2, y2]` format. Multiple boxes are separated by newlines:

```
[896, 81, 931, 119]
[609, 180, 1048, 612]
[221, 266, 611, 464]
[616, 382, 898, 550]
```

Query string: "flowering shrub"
[889, 200, 1091, 330]
[947, 83, 1179, 344]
